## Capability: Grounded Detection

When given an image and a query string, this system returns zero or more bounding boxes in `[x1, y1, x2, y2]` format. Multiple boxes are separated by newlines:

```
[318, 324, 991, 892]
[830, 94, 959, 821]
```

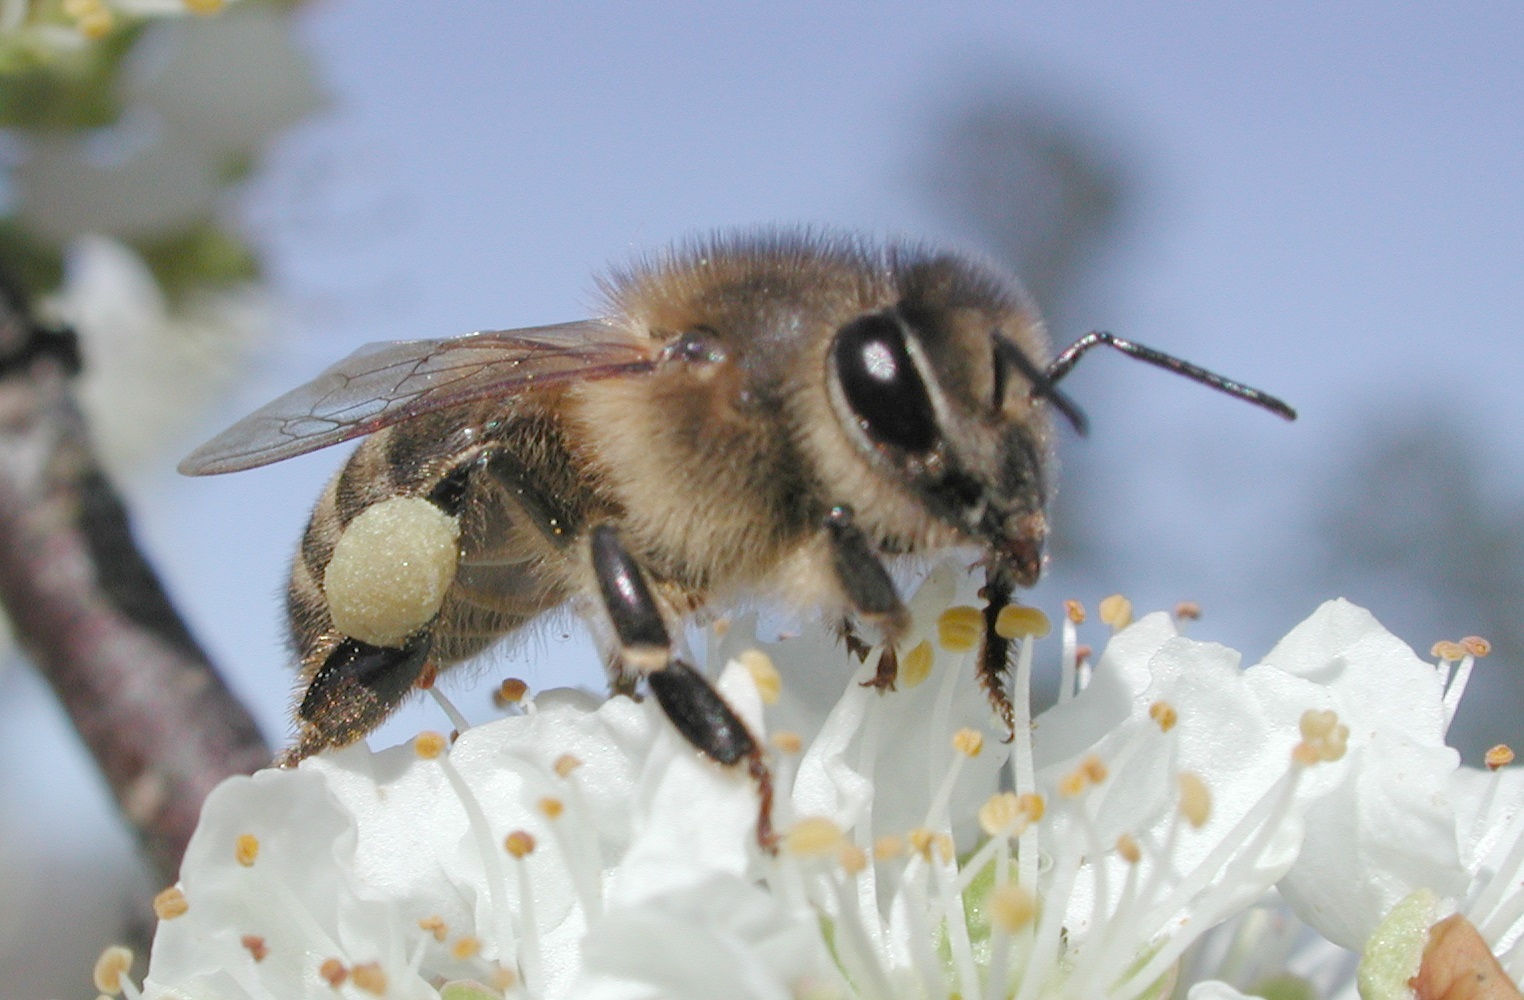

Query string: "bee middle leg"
[588, 524, 774, 848]
[823, 505, 909, 691]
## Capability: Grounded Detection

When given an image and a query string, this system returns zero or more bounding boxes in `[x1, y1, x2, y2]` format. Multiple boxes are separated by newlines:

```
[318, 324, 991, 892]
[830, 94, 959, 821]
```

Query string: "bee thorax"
[323, 496, 462, 646]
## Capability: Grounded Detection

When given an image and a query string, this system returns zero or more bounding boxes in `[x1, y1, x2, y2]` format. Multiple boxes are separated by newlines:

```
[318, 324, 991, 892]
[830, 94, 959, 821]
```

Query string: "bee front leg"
[588, 525, 774, 848]
[823, 505, 909, 691]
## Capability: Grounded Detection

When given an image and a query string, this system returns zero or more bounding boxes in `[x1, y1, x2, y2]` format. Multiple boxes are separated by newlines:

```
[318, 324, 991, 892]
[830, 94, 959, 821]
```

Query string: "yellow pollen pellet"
[1431, 640, 1465, 662]
[1486, 744, 1515, 770]
[873, 835, 905, 860]
[241, 934, 269, 962]
[1116, 833, 1141, 863]
[995, 605, 1050, 639]
[1064, 599, 1086, 624]
[771, 730, 804, 754]
[952, 728, 984, 757]
[414, 731, 448, 759]
[183, 0, 224, 13]
[899, 639, 934, 688]
[504, 830, 536, 858]
[783, 816, 845, 857]
[538, 797, 565, 819]
[93, 945, 133, 994]
[351, 961, 387, 996]
[1149, 700, 1178, 732]
[739, 649, 781, 704]
[234, 833, 260, 867]
[494, 678, 529, 707]
[153, 886, 188, 920]
[418, 915, 448, 942]
[1080, 754, 1108, 784]
[907, 827, 936, 860]
[1178, 772, 1211, 828]
[937, 606, 984, 651]
[1462, 635, 1492, 657]
[838, 844, 868, 875]
[979, 791, 1023, 836]
[319, 957, 349, 987]
[1098, 594, 1133, 630]
[1018, 792, 1045, 822]
[452, 936, 482, 960]
[553, 754, 582, 777]
[1174, 600, 1202, 621]
[989, 884, 1036, 933]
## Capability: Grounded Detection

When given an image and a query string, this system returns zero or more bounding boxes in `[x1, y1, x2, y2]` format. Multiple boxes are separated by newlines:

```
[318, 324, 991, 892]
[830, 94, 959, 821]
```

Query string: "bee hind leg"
[588, 524, 775, 849]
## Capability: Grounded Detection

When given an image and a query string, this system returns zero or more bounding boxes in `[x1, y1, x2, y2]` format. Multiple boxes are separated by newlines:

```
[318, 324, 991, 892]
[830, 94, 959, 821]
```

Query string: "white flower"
[123, 573, 1514, 1000]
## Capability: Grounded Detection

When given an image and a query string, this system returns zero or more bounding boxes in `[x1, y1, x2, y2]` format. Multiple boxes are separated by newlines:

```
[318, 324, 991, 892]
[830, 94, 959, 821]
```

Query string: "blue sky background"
[7, 3, 1524, 990]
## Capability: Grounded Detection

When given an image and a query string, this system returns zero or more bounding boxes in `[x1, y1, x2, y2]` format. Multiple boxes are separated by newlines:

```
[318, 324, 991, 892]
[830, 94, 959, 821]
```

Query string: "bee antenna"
[995, 338, 1091, 436]
[1045, 331, 1299, 423]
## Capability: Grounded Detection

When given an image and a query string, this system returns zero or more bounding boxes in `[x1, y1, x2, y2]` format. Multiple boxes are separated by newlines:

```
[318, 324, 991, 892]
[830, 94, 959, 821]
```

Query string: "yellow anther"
[1064, 599, 1086, 624]
[739, 649, 782, 704]
[1149, 700, 1178, 732]
[493, 678, 529, 707]
[319, 958, 349, 987]
[873, 835, 905, 861]
[492, 967, 519, 992]
[1081, 754, 1108, 784]
[351, 961, 388, 996]
[783, 817, 845, 857]
[979, 791, 1023, 836]
[900, 639, 934, 688]
[241, 934, 268, 962]
[938, 605, 984, 651]
[93, 945, 133, 994]
[1299, 709, 1339, 741]
[1017, 792, 1045, 823]
[995, 605, 1050, 639]
[1178, 772, 1211, 828]
[953, 728, 984, 757]
[183, 0, 225, 12]
[771, 730, 804, 754]
[1098, 594, 1133, 630]
[152, 886, 188, 920]
[838, 845, 868, 875]
[934, 832, 955, 863]
[553, 754, 582, 777]
[907, 827, 936, 860]
[1486, 744, 1515, 770]
[414, 731, 448, 759]
[504, 830, 536, 858]
[452, 936, 482, 960]
[234, 833, 260, 867]
[1462, 636, 1492, 658]
[1058, 768, 1089, 798]
[1116, 833, 1141, 864]
[418, 915, 448, 942]
[538, 797, 565, 820]
[989, 884, 1037, 933]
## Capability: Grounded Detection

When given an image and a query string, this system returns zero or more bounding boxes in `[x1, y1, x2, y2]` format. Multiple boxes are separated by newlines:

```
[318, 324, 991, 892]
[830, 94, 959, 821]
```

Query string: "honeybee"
[182, 230, 1294, 835]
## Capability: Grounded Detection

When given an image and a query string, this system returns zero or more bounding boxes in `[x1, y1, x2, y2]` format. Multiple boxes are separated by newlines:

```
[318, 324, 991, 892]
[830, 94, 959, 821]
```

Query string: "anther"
[953, 728, 984, 757]
[839, 845, 869, 875]
[414, 731, 448, 759]
[995, 605, 1050, 639]
[152, 886, 188, 920]
[900, 640, 934, 687]
[553, 754, 582, 777]
[772, 730, 804, 754]
[739, 650, 781, 704]
[93, 945, 133, 995]
[874, 835, 905, 861]
[990, 884, 1037, 933]
[241, 935, 269, 962]
[1487, 744, 1515, 770]
[1432, 640, 1466, 662]
[1116, 833, 1141, 863]
[938, 606, 984, 651]
[538, 797, 564, 819]
[234, 833, 260, 867]
[1149, 700, 1178, 732]
[1178, 772, 1211, 828]
[784, 817, 845, 857]
[319, 958, 348, 987]
[351, 962, 387, 996]
[452, 936, 483, 960]
[907, 827, 937, 860]
[979, 791, 1023, 836]
[1098, 594, 1133, 630]
[1462, 636, 1492, 658]
[493, 678, 530, 707]
[418, 915, 448, 942]
[1065, 599, 1086, 624]
[504, 831, 536, 858]
[1081, 754, 1108, 784]
[1174, 601, 1202, 621]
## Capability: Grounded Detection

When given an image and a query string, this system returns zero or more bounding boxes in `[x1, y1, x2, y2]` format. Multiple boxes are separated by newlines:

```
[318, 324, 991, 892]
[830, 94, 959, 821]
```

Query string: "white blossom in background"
[0, 0, 239, 58]
[113, 568, 1520, 1000]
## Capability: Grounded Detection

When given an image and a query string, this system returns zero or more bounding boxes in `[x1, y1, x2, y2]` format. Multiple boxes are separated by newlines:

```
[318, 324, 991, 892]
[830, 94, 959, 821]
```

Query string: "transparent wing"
[180, 321, 656, 475]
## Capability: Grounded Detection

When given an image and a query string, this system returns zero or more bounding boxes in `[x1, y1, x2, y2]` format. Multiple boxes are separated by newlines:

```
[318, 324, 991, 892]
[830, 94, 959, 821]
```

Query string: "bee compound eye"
[832, 313, 938, 453]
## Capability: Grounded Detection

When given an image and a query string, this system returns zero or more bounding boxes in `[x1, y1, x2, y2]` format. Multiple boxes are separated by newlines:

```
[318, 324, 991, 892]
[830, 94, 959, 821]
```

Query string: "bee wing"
[179, 320, 656, 475]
